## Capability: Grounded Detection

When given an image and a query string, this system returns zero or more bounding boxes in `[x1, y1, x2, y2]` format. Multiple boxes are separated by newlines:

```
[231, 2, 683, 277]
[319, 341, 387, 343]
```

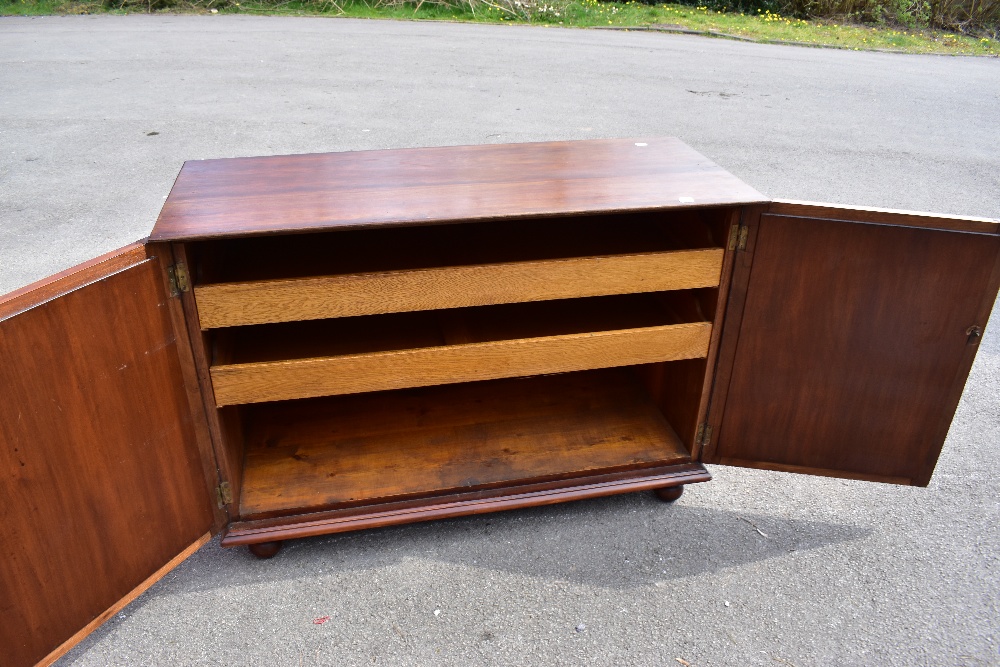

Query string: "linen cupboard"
[3, 137, 999, 667]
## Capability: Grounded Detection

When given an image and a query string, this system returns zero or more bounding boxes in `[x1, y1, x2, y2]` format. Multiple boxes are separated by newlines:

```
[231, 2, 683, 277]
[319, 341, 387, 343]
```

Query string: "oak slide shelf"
[209, 294, 713, 405]
[194, 248, 724, 329]
[235, 368, 694, 519]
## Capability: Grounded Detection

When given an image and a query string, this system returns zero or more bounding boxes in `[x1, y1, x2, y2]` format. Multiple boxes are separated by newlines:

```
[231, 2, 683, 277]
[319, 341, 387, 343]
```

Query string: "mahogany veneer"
[4, 137, 999, 667]
[152, 137, 765, 239]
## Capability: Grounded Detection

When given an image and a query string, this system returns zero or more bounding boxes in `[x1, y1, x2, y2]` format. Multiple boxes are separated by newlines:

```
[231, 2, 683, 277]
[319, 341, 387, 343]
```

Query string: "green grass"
[4, 0, 67, 11]
[2, 0, 997, 56]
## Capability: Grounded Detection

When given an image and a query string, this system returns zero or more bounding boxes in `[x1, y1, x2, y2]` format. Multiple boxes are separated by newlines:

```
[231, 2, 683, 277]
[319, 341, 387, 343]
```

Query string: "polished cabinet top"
[150, 137, 768, 241]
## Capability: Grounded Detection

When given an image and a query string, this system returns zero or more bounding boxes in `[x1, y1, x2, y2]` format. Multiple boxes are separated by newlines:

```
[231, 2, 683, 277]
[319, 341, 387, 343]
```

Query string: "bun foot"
[654, 485, 684, 503]
[248, 541, 283, 559]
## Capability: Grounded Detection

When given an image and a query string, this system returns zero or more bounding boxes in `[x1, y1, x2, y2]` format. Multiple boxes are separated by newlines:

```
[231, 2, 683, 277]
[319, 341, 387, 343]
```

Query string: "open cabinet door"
[0, 244, 219, 667]
[704, 201, 1000, 485]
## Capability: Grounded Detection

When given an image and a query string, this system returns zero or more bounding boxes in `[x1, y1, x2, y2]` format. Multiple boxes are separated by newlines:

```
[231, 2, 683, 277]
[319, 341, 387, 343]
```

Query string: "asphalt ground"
[1, 15, 999, 666]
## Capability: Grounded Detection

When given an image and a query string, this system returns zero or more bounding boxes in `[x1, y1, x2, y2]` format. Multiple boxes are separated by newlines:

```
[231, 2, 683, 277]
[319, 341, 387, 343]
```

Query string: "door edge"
[35, 532, 212, 667]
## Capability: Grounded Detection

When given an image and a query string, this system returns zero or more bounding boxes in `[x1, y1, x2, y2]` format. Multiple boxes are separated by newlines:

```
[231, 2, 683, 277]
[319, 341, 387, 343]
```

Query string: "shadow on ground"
[171, 490, 870, 591]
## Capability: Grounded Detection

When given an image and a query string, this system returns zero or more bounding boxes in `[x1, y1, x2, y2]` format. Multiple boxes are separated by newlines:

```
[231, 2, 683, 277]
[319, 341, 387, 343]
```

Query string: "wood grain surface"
[708, 208, 1000, 484]
[701, 204, 766, 464]
[212, 321, 711, 405]
[0, 241, 147, 321]
[769, 199, 1000, 234]
[152, 243, 228, 532]
[238, 369, 691, 517]
[194, 248, 724, 328]
[37, 533, 211, 667]
[0, 247, 215, 667]
[151, 138, 767, 241]
[170, 243, 245, 518]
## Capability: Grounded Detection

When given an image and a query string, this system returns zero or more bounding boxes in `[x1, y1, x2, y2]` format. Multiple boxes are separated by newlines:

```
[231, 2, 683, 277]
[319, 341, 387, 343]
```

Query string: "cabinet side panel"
[0, 252, 215, 667]
[171, 242, 243, 517]
[710, 214, 1000, 485]
[152, 242, 228, 532]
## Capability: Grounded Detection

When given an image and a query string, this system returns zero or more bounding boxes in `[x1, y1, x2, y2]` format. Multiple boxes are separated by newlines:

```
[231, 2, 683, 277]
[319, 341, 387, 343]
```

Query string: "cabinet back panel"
[712, 214, 1000, 484]
[237, 369, 690, 518]
[190, 208, 731, 283]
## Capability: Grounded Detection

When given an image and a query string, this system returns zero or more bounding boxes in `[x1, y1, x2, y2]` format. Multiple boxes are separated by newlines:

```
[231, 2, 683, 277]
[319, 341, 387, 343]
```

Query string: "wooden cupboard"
[3, 137, 999, 667]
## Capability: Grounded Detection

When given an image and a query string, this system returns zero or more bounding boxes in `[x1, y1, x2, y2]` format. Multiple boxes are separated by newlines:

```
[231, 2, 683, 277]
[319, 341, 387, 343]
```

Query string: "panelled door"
[0, 244, 218, 667]
[704, 201, 1000, 485]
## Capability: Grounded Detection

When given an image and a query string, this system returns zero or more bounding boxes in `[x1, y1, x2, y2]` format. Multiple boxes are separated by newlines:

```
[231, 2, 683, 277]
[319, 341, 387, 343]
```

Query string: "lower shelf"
[237, 368, 694, 520]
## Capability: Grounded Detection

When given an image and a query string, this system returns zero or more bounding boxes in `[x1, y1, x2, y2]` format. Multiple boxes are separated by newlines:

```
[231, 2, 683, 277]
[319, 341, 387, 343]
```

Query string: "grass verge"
[2, 0, 997, 55]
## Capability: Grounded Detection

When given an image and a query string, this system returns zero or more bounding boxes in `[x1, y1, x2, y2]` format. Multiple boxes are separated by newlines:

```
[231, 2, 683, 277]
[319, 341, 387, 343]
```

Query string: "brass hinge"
[727, 224, 749, 252]
[696, 423, 713, 448]
[216, 481, 232, 508]
[166, 262, 190, 297]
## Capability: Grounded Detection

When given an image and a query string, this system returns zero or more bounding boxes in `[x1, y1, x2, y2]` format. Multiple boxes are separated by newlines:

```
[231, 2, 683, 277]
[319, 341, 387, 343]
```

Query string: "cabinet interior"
[184, 207, 734, 524]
